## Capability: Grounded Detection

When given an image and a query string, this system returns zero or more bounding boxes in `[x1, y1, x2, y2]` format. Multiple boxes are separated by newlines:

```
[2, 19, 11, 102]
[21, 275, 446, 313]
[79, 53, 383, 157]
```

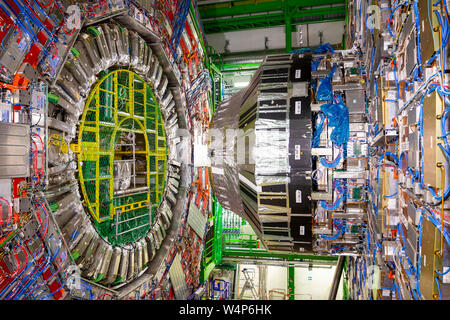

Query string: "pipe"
[328, 256, 345, 300]
[436, 162, 445, 258]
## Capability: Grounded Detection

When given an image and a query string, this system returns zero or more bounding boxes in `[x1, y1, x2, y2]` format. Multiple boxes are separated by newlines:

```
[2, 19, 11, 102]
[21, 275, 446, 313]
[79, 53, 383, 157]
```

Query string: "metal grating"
[168, 253, 189, 299]
[0, 122, 30, 178]
[187, 199, 208, 239]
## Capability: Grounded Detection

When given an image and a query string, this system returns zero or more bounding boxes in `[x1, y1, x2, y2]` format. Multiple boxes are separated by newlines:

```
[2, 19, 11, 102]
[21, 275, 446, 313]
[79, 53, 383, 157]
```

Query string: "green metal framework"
[195, 1, 346, 288]
[77, 69, 167, 246]
[342, 256, 349, 300]
[200, 195, 338, 282]
[199, 0, 346, 40]
[288, 266, 295, 300]
[223, 248, 339, 261]
[201, 196, 224, 282]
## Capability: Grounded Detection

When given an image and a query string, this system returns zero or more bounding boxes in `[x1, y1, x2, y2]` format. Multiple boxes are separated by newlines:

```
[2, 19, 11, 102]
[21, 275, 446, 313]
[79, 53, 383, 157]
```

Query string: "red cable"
[12, 24, 21, 43]
[31, 140, 41, 185]
[432, 82, 450, 90]
[96, 292, 114, 300]
[431, 207, 450, 221]
[14, 245, 28, 276]
[35, 201, 49, 238]
[51, 42, 57, 59]
[32, 133, 45, 182]
[23, 0, 46, 26]
[62, 11, 81, 36]
[35, 0, 53, 7]
[9, 245, 29, 278]
[34, 203, 44, 236]
[23, 250, 67, 299]
[32, 133, 45, 168]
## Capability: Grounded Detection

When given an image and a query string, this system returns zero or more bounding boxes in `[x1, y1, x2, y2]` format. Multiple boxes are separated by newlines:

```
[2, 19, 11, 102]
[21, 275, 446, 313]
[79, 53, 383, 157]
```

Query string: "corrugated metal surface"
[187, 199, 207, 238]
[168, 253, 188, 299]
[0, 122, 30, 178]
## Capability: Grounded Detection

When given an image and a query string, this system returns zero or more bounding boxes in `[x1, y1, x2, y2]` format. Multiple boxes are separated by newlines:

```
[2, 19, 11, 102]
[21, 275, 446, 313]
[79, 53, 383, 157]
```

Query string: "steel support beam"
[328, 256, 345, 300]
[223, 249, 338, 261]
[223, 62, 261, 69]
[199, 0, 345, 19]
[222, 256, 337, 267]
[201, 6, 346, 34]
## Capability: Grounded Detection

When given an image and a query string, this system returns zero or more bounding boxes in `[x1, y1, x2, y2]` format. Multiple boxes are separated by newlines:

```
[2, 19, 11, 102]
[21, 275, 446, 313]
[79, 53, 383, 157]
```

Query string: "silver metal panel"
[311, 192, 333, 201]
[168, 253, 188, 300]
[292, 82, 309, 97]
[0, 122, 30, 178]
[117, 248, 129, 283]
[406, 223, 418, 267]
[345, 89, 365, 114]
[334, 170, 368, 179]
[187, 199, 207, 239]
[104, 247, 121, 285]
[311, 148, 333, 156]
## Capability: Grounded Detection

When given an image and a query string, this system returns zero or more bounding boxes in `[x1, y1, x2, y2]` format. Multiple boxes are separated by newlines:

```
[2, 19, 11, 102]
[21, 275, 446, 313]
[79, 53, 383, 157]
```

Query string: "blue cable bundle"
[435, 268, 450, 276]
[319, 196, 342, 211]
[317, 64, 337, 101]
[388, 2, 406, 40]
[426, 210, 450, 245]
[378, 151, 399, 165]
[320, 228, 343, 241]
[320, 102, 350, 147]
[413, 0, 423, 81]
[319, 147, 342, 168]
[311, 57, 321, 71]
[312, 112, 325, 148]
[170, 0, 191, 60]
[289, 42, 333, 54]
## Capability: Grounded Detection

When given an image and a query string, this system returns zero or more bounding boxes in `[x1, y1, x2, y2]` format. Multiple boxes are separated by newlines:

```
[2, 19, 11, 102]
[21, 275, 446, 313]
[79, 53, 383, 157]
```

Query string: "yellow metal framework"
[77, 69, 167, 245]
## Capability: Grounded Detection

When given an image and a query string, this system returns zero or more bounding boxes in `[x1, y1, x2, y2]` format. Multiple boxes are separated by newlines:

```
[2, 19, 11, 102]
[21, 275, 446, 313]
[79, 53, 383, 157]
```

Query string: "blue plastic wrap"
[311, 57, 323, 71]
[290, 42, 333, 54]
[319, 102, 349, 147]
[317, 64, 337, 101]
[312, 112, 325, 148]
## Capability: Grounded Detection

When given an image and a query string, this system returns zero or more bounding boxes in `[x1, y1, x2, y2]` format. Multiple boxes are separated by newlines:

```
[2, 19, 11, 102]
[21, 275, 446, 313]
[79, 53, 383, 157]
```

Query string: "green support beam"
[284, 0, 292, 52]
[223, 249, 339, 261]
[223, 63, 261, 69]
[221, 62, 261, 73]
[343, 257, 349, 300]
[213, 201, 224, 265]
[212, 45, 340, 62]
[288, 266, 295, 300]
[200, 197, 224, 283]
[199, 0, 345, 18]
[222, 68, 259, 73]
[201, 8, 346, 34]
[199, 0, 346, 34]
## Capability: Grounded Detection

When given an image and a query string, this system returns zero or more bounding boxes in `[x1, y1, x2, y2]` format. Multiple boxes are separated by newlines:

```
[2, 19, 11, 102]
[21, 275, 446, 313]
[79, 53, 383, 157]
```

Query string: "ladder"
[239, 269, 259, 300]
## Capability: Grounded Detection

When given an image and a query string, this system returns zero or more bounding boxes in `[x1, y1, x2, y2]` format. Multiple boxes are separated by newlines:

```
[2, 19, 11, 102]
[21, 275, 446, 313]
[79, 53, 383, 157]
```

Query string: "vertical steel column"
[328, 256, 345, 300]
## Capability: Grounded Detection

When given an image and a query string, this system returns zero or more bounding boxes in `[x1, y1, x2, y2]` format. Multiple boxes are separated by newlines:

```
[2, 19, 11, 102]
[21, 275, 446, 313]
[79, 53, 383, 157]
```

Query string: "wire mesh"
[78, 69, 168, 246]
